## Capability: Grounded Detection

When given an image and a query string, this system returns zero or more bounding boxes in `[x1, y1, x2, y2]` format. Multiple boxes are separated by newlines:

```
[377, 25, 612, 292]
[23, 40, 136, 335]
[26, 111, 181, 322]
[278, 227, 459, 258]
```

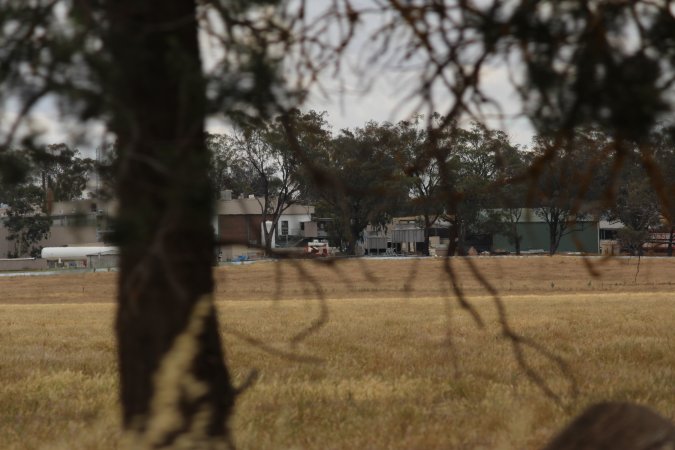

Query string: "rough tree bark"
[105, 1, 235, 446]
[543, 402, 675, 450]
[548, 216, 561, 256]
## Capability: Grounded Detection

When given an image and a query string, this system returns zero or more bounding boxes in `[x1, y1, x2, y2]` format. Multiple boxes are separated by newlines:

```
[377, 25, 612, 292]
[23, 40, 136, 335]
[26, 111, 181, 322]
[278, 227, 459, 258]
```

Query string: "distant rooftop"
[214, 197, 315, 216]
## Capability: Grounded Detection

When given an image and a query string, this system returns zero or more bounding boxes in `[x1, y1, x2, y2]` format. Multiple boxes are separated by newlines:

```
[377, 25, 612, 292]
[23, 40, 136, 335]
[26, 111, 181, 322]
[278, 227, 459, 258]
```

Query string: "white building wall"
[279, 213, 312, 236]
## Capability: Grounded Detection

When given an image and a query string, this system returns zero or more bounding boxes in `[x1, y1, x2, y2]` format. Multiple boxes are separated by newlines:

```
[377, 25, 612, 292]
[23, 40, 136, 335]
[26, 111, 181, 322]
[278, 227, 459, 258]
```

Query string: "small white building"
[213, 193, 315, 260]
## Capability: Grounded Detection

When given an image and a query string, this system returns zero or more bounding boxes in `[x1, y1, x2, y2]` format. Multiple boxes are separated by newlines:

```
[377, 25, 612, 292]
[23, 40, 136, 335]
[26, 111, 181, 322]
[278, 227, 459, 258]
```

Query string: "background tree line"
[5, 117, 675, 259]
[208, 115, 675, 257]
[0, 144, 93, 257]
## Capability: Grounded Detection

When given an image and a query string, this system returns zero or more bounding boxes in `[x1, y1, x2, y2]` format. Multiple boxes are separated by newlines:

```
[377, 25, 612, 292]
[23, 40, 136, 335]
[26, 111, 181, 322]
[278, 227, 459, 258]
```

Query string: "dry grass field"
[1, 256, 674, 449]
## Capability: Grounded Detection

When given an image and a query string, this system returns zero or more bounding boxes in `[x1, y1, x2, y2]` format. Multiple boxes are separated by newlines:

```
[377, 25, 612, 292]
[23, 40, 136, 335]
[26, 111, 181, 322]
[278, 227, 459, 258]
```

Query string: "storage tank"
[41, 246, 118, 261]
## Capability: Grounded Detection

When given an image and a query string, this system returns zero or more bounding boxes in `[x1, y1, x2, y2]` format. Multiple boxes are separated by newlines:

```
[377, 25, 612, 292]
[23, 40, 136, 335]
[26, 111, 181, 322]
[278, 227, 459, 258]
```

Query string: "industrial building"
[213, 190, 321, 261]
[0, 199, 115, 260]
[361, 211, 629, 256]
[361, 216, 451, 256]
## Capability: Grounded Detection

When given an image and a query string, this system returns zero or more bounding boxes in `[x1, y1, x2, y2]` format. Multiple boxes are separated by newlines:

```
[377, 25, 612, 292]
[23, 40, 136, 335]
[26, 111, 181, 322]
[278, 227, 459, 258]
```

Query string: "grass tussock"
[0, 257, 673, 449]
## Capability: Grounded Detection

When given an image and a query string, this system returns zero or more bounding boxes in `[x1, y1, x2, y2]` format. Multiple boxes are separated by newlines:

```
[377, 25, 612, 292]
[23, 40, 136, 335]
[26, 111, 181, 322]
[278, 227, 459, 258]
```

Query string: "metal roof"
[214, 197, 315, 216]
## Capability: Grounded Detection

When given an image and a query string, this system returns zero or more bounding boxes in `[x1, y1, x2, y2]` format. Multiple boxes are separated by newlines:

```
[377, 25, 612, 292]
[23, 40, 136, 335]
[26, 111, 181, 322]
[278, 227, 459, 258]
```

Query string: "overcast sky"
[302, 67, 534, 147]
[22, 69, 535, 156]
[203, 2, 536, 148]
[7, 2, 537, 156]
[206, 70, 535, 148]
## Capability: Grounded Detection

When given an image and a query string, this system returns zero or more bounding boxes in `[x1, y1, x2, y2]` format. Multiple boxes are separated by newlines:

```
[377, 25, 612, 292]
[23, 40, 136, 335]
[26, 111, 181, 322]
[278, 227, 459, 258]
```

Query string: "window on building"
[281, 220, 289, 236]
[600, 229, 618, 240]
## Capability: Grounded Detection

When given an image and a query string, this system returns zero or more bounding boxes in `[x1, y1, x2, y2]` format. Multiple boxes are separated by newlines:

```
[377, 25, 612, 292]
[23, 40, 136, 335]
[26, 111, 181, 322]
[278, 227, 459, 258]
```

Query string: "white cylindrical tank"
[41, 246, 118, 260]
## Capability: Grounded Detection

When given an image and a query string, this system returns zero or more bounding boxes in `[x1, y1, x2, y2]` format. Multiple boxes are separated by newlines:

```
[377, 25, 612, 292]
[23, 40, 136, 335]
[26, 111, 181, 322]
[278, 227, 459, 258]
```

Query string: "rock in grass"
[543, 402, 675, 450]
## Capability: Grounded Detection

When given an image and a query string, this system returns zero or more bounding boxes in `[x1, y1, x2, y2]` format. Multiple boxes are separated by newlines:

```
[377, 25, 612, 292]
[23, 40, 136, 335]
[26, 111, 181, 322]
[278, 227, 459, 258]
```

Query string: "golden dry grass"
[1, 256, 674, 449]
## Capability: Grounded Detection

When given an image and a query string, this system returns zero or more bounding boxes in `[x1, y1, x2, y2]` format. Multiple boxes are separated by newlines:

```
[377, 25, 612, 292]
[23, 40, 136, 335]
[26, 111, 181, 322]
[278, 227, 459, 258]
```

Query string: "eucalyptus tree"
[206, 132, 239, 197]
[611, 145, 663, 255]
[531, 129, 621, 255]
[648, 127, 675, 255]
[1, 183, 51, 258]
[531, 134, 592, 255]
[229, 110, 330, 252]
[31, 144, 94, 203]
[394, 116, 449, 255]
[453, 124, 520, 252]
[497, 149, 529, 255]
[615, 178, 661, 255]
[315, 121, 410, 255]
[0, 144, 90, 258]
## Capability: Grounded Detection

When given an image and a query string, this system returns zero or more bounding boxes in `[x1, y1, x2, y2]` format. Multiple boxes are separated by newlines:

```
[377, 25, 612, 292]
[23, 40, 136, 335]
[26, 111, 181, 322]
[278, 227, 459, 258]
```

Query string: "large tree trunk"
[513, 224, 521, 256]
[262, 220, 275, 255]
[346, 215, 364, 256]
[548, 217, 559, 255]
[105, 1, 235, 446]
[448, 217, 460, 256]
[422, 214, 431, 256]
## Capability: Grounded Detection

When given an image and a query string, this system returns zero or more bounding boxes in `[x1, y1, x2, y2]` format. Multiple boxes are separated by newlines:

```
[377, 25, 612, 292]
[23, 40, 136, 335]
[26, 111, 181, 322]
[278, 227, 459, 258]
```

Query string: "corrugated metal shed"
[214, 197, 315, 216]
[365, 236, 387, 251]
[392, 228, 424, 243]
